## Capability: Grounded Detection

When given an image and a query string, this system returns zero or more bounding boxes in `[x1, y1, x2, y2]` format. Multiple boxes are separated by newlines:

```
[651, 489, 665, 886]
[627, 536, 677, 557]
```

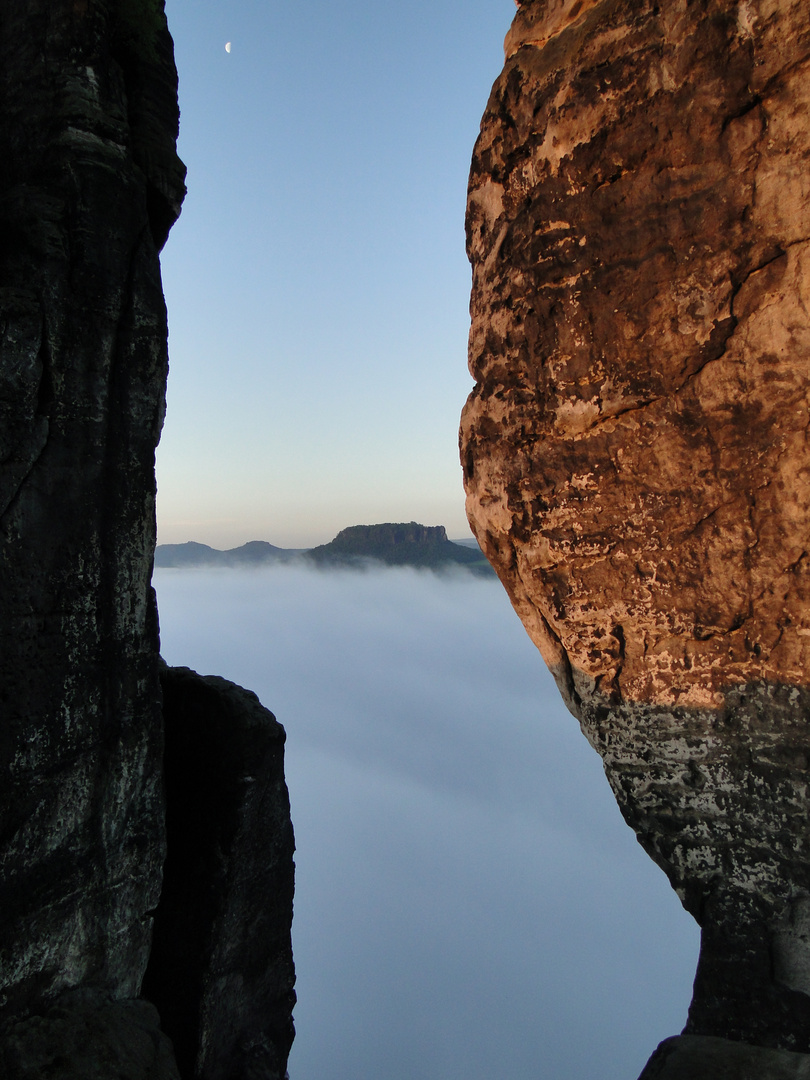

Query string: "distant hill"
[155, 523, 494, 576]
[154, 540, 297, 568]
[305, 522, 492, 574]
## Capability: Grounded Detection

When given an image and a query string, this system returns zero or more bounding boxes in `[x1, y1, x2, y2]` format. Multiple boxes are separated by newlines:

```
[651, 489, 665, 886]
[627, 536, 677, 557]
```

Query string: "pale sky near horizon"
[156, 0, 516, 549]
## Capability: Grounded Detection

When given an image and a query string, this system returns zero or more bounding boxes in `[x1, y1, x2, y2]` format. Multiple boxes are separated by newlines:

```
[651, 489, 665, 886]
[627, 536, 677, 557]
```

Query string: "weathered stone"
[1, 5, 298, 1076]
[461, 0, 810, 1056]
[0, 989, 180, 1080]
[0, 0, 185, 1018]
[143, 666, 296, 1080]
[638, 1035, 810, 1080]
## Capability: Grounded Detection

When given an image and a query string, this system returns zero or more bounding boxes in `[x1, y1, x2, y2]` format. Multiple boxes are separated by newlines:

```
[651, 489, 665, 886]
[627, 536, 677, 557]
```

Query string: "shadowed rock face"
[2, 8, 295, 1080]
[0, 990, 180, 1080]
[0, 0, 185, 1014]
[461, 0, 810, 1062]
[0, 8, 298, 1080]
[144, 667, 296, 1080]
[637, 1034, 810, 1080]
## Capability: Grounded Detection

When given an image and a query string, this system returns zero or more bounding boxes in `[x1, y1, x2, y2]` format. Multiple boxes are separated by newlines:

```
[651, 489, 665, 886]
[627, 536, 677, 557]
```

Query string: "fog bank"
[154, 564, 698, 1080]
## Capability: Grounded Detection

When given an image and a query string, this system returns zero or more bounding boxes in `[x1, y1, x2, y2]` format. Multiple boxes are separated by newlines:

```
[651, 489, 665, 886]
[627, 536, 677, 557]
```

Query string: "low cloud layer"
[155, 564, 698, 1080]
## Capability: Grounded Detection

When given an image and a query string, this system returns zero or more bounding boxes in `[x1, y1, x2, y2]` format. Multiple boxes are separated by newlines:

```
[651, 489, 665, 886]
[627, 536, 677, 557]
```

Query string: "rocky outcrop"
[638, 1035, 810, 1080]
[144, 667, 296, 1080]
[0, 990, 180, 1080]
[0, 3, 295, 1077]
[306, 521, 490, 572]
[154, 540, 295, 568]
[0, 0, 185, 1018]
[461, 0, 810, 1069]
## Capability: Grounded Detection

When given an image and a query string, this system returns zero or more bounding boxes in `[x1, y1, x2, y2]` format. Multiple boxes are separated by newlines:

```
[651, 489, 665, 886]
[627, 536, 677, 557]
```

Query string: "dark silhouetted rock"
[154, 540, 294, 568]
[0, 989, 180, 1080]
[1, 4, 296, 1078]
[306, 521, 492, 573]
[143, 666, 296, 1080]
[637, 1035, 810, 1080]
[0, 0, 185, 1019]
[155, 541, 228, 567]
[461, 0, 810, 1066]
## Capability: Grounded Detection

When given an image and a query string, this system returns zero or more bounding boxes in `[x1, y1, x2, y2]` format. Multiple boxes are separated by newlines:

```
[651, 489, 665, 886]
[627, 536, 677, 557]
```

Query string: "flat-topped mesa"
[461, 0, 810, 1070]
[306, 521, 489, 571]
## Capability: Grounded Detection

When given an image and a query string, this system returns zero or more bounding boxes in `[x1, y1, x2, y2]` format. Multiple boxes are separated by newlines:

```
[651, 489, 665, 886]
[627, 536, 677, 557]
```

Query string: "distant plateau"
[155, 522, 494, 576]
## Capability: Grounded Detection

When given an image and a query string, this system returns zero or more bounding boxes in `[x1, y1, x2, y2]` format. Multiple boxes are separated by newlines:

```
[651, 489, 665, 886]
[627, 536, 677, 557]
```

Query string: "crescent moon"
[225, 41, 232, 53]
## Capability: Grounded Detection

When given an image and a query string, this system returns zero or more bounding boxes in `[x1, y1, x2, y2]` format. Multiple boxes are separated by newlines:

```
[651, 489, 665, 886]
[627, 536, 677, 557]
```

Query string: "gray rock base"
[639, 1035, 810, 1080]
[0, 989, 180, 1080]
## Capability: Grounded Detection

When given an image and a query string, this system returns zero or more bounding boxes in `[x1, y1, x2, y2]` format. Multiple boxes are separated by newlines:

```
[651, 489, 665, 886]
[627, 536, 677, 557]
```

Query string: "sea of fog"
[154, 563, 699, 1080]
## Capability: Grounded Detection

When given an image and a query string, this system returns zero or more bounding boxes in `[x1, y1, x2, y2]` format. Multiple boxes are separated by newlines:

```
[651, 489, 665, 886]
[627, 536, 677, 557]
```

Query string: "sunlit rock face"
[461, 0, 810, 1060]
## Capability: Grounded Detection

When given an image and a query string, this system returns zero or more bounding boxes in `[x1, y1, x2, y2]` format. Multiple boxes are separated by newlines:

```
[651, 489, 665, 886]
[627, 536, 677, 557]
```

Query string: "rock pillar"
[0, 0, 185, 1014]
[461, 0, 810, 1065]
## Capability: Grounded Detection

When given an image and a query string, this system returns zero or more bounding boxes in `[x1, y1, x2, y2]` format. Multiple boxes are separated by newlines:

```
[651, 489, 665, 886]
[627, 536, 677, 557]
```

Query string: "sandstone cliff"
[0, 3, 294, 1077]
[461, 1, 810, 1075]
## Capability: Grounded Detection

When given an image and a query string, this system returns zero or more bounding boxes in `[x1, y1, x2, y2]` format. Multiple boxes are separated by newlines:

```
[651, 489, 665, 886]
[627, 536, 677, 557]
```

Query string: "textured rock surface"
[0, 990, 180, 1080]
[143, 667, 296, 1080]
[306, 521, 490, 571]
[638, 1035, 810, 1080]
[0, 0, 185, 1016]
[1, 5, 297, 1077]
[462, 0, 810, 1056]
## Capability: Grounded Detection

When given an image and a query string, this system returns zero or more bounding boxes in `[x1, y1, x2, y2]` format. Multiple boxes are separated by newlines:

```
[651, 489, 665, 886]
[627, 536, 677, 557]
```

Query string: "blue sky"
[157, 0, 516, 548]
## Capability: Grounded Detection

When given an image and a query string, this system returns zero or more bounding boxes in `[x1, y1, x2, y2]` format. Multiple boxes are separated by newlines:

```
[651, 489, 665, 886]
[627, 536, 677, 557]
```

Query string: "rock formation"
[0, 0, 185, 1018]
[144, 667, 296, 1080]
[0, 991, 181, 1080]
[0, 2, 294, 1077]
[306, 521, 491, 572]
[155, 523, 493, 574]
[461, 0, 810, 1074]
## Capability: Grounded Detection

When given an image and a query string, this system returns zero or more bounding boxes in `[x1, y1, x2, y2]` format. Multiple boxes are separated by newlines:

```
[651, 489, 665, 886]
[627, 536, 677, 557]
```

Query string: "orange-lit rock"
[462, 0, 810, 1064]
